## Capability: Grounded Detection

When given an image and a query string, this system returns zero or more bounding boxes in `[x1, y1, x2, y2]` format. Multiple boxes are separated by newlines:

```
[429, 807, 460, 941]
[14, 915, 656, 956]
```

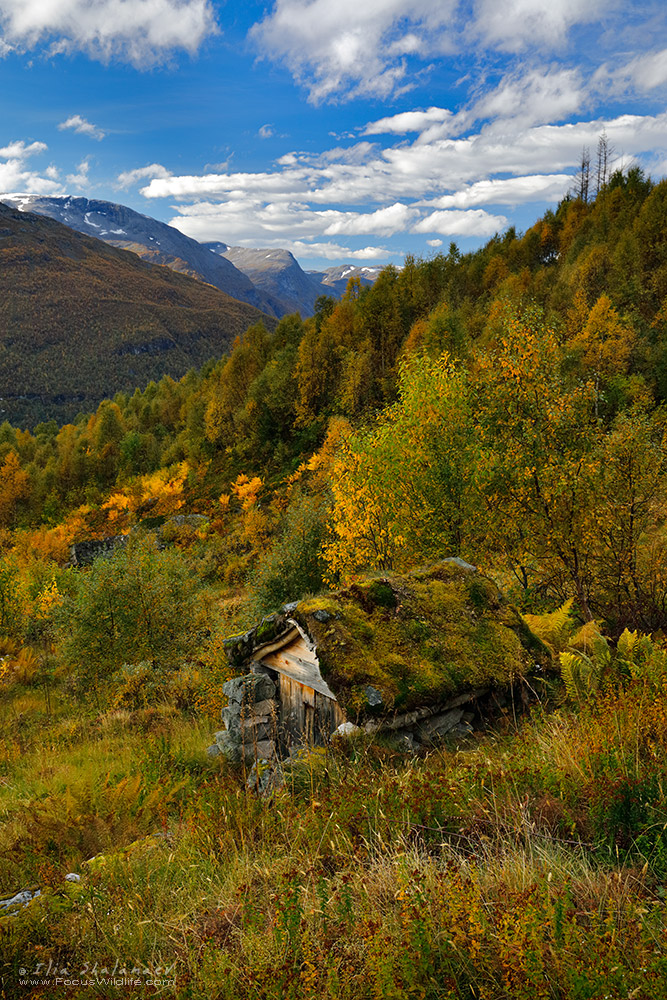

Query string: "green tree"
[325, 353, 478, 580]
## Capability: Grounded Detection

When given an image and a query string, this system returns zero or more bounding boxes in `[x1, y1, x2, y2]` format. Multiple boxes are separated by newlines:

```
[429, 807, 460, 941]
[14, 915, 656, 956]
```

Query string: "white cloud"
[413, 208, 507, 237]
[322, 202, 416, 236]
[0, 139, 46, 159]
[421, 174, 572, 209]
[138, 109, 667, 252]
[272, 240, 393, 261]
[116, 163, 172, 188]
[58, 114, 105, 141]
[163, 197, 413, 244]
[0, 138, 63, 195]
[66, 158, 91, 188]
[0, 0, 216, 67]
[468, 67, 583, 130]
[0, 36, 11, 55]
[472, 0, 610, 52]
[175, 223, 392, 262]
[250, 0, 458, 103]
[364, 107, 453, 135]
[141, 112, 667, 213]
[595, 47, 667, 97]
[250, 0, 617, 102]
[427, 238, 443, 247]
[258, 124, 274, 138]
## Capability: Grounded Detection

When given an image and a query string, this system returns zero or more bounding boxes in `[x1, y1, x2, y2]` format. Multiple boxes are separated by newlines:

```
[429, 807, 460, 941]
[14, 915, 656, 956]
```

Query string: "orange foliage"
[0, 451, 30, 527]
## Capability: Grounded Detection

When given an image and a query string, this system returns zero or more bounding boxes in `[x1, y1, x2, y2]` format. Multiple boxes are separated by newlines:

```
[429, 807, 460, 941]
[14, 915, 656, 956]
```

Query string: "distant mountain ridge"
[309, 263, 384, 296]
[208, 244, 327, 318]
[2, 195, 286, 317]
[0, 200, 275, 427]
[3, 195, 382, 318]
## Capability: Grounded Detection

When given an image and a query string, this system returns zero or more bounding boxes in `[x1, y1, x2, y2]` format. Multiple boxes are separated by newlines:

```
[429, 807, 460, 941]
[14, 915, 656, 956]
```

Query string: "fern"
[523, 599, 575, 653]
[560, 650, 601, 703]
[559, 621, 609, 703]
[615, 628, 667, 686]
[617, 628, 639, 661]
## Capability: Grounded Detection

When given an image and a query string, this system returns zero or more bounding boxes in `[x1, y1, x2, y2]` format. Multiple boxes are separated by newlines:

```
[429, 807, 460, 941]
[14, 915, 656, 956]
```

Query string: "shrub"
[58, 534, 205, 695]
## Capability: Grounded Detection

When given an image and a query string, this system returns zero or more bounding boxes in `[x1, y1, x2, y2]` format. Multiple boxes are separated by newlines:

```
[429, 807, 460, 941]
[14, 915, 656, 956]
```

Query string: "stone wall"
[208, 672, 278, 763]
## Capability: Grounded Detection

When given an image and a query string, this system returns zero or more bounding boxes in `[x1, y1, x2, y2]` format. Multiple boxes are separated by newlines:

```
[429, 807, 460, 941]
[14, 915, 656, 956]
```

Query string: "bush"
[248, 491, 329, 615]
[58, 534, 205, 694]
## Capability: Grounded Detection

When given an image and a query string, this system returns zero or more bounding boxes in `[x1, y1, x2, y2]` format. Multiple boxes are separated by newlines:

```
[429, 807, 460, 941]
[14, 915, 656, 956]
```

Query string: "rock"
[281, 601, 298, 614]
[206, 744, 221, 758]
[247, 760, 284, 796]
[417, 708, 465, 743]
[0, 888, 41, 912]
[252, 698, 278, 718]
[383, 730, 419, 753]
[220, 704, 241, 729]
[222, 673, 276, 705]
[313, 609, 331, 623]
[249, 673, 277, 702]
[254, 739, 276, 760]
[443, 556, 477, 572]
[333, 722, 361, 737]
[240, 721, 273, 741]
[69, 535, 128, 567]
[214, 731, 244, 762]
[365, 685, 384, 708]
[65, 873, 81, 883]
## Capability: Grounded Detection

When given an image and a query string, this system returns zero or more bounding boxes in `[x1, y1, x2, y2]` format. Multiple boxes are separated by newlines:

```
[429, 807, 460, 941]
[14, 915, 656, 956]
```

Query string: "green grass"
[2, 671, 667, 999]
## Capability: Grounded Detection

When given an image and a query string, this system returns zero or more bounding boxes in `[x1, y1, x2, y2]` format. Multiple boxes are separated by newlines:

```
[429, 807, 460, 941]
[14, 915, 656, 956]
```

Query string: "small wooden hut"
[250, 620, 344, 745]
[215, 559, 551, 761]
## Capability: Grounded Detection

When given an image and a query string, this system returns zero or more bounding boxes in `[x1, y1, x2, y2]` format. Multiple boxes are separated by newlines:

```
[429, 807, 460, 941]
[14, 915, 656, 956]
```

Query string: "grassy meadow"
[2, 653, 667, 999]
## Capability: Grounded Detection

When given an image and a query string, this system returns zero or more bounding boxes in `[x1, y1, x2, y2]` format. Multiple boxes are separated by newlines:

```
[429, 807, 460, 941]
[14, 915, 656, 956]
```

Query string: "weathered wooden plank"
[261, 644, 337, 700]
[252, 627, 300, 659]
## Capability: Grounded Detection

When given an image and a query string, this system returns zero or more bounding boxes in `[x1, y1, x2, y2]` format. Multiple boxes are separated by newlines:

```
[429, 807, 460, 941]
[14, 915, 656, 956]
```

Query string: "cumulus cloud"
[0, 0, 216, 67]
[363, 107, 453, 135]
[137, 109, 667, 253]
[472, 0, 610, 52]
[322, 202, 417, 236]
[250, 0, 616, 102]
[421, 174, 572, 209]
[116, 163, 172, 188]
[412, 208, 507, 237]
[427, 238, 443, 247]
[468, 67, 584, 130]
[250, 0, 458, 103]
[66, 158, 91, 187]
[0, 138, 63, 195]
[172, 219, 392, 262]
[58, 114, 105, 141]
[594, 47, 667, 97]
[163, 197, 414, 244]
[258, 124, 275, 138]
[0, 139, 46, 159]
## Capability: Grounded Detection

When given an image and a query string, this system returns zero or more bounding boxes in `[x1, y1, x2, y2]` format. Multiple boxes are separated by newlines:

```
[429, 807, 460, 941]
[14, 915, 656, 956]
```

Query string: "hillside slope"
[0, 201, 275, 427]
[3, 195, 286, 318]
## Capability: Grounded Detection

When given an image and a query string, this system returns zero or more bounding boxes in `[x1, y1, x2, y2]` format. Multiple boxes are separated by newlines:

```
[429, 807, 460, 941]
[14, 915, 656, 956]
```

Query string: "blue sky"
[1, 0, 667, 268]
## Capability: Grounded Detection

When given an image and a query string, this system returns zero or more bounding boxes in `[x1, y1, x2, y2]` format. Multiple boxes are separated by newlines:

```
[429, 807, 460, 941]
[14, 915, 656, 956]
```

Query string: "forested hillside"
[2, 168, 666, 622]
[0, 202, 275, 427]
[4, 170, 667, 998]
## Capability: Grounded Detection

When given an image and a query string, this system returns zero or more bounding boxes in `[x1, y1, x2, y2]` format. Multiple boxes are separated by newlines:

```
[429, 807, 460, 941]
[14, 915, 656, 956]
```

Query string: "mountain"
[310, 264, 384, 296]
[0, 200, 275, 428]
[2, 195, 285, 318]
[207, 244, 328, 318]
[3, 195, 383, 318]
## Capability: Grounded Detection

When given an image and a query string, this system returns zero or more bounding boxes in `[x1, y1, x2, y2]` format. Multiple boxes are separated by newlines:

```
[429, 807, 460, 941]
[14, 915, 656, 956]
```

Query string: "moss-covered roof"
[225, 559, 551, 719]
